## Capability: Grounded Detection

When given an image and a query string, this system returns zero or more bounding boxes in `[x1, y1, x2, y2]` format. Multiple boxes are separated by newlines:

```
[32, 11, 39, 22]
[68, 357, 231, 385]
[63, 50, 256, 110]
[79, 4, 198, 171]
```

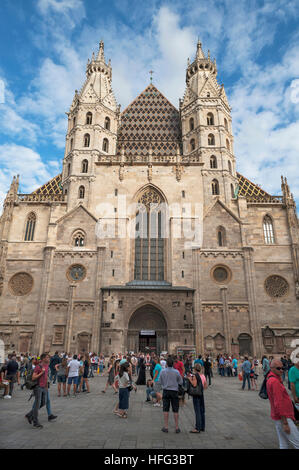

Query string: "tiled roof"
[237, 172, 270, 198]
[116, 84, 181, 157]
[30, 172, 271, 201]
[31, 174, 62, 195]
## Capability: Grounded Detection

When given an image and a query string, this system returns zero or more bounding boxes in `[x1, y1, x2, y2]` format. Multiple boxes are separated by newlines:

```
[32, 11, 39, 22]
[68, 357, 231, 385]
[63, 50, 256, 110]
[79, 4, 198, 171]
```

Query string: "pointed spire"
[196, 39, 205, 60]
[97, 40, 105, 62]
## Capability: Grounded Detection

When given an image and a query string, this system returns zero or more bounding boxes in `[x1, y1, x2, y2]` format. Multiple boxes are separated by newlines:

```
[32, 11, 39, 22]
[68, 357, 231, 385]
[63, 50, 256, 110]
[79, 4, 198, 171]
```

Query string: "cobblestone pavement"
[0, 372, 281, 449]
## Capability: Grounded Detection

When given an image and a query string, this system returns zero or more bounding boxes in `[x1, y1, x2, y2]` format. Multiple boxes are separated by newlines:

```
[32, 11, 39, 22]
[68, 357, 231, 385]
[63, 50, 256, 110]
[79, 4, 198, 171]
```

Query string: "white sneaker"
[153, 403, 161, 407]
[4, 395, 11, 399]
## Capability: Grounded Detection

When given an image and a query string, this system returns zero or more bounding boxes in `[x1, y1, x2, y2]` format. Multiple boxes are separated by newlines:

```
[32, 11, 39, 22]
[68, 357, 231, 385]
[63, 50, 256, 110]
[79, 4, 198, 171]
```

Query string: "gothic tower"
[62, 41, 120, 210]
[180, 40, 238, 206]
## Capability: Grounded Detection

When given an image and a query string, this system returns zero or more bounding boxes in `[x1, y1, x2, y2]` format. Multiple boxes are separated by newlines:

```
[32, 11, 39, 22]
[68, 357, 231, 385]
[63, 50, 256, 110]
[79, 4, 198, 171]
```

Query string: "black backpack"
[259, 371, 270, 399]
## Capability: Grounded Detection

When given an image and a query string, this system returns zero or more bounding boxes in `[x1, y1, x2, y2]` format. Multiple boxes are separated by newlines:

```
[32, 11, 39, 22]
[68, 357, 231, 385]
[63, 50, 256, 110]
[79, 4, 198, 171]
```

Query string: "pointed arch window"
[70, 138, 73, 151]
[104, 117, 110, 130]
[207, 113, 214, 125]
[208, 134, 215, 145]
[190, 139, 196, 151]
[231, 184, 235, 198]
[189, 117, 194, 131]
[73, 231, 85, 247]
[82, 159, 88, 173]
[86, 112, 92, 125]
[263, 215, 275, 244]
[224, 118, 228, 131]
[84, 134, 90, 147]
[217, 226, 226, 247]
[73, 117, 76, 128]
[79, 186, 85, 199]
[103, 138, 109, 153]
[226, 139, 230, 151]
[210, 155, 217, 168]
[67, 163, 71, 176]
[25, 212, 36, 241]
[228, 160, 232, 174]
[212, 179, 220, 195]
[134, 187, 165, 281]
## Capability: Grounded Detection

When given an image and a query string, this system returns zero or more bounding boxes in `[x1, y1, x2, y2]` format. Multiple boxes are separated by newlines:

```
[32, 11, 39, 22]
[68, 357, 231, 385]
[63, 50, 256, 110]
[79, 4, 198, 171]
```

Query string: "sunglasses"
[274, 367, 283, 370]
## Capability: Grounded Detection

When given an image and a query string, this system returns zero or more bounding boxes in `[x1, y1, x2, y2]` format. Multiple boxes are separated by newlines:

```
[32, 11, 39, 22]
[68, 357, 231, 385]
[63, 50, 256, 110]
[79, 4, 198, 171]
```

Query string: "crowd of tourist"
[0, 349, 298, 447]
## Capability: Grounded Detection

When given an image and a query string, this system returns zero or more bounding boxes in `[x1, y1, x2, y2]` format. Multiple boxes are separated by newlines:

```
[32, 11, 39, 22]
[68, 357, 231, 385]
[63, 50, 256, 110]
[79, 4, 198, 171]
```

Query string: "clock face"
[67, 264, 86, 282]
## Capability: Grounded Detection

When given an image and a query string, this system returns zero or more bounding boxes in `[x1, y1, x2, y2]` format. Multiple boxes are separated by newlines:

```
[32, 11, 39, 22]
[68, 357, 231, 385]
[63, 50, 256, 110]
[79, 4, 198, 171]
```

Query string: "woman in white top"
[116, 362, 130, 418]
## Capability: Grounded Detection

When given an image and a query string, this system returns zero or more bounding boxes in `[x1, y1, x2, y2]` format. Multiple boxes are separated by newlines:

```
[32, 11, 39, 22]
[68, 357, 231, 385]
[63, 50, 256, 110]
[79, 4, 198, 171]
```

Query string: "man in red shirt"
[25, 353, 57, 428]
[266, 359, 299, 449]
[174, 356, 185, 378]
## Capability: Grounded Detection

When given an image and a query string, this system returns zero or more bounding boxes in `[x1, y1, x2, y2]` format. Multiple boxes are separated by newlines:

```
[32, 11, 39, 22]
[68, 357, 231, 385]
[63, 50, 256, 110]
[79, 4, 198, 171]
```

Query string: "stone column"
[91, 247, 105, 353]
[220, 286, 231, 354]
[36, 246, 55, 354]
[192, 248, 204, 354]
[242, 246, 263, 357]
[65, 284, 76, 353]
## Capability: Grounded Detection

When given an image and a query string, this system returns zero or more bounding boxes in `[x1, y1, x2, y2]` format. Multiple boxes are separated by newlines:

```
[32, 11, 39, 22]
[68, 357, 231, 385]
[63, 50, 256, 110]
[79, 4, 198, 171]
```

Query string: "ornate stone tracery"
[8, 272, 34, 296]
[264, 275, 289, 298]
[138, 188, 162, 209]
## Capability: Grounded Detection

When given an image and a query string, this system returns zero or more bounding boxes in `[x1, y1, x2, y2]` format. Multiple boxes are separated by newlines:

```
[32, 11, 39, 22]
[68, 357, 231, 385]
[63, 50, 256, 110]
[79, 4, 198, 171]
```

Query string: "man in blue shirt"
[232, 356, 238, 377]
[241, 357, 251, 390]
[194, 355, 204, 367]
[152, 357, 162, 407]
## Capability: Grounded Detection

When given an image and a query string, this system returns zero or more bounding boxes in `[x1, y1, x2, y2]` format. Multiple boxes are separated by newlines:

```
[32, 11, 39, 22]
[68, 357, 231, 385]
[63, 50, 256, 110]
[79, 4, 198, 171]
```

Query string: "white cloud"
[37, 0, 85, 28]
[230, 42, 299, 201]
[0, 144, 54, 195]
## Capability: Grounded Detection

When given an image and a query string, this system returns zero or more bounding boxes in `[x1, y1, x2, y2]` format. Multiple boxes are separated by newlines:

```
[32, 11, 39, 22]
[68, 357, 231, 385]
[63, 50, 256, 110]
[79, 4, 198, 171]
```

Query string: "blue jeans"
[192, 395, 205, 431]
[242, 372, 251, 390]
[146, 387, 156, 400]
[220, 367, 225, 377]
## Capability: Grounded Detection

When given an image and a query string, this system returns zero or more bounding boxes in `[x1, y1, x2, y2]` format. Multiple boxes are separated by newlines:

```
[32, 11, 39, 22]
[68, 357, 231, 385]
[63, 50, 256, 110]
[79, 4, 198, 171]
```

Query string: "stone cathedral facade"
[0, 40, 298, 357]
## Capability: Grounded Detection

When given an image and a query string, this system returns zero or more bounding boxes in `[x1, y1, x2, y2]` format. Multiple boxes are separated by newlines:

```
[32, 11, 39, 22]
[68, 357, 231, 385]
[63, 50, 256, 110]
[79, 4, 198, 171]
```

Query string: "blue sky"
[1, 0, 299, 210]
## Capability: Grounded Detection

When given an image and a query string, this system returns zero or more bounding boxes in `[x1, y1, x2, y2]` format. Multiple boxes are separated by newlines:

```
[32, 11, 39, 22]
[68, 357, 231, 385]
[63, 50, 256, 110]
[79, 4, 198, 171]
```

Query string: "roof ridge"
[121, 83, 178, 115]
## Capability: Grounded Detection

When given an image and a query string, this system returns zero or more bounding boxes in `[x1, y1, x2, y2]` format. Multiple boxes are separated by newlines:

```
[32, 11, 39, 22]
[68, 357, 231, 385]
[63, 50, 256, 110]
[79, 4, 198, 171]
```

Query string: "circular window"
[264, 275, 289, 298]
[212, 265, 231, 284]
[67, 264, 86, 282]
[9, 272, 34, 296]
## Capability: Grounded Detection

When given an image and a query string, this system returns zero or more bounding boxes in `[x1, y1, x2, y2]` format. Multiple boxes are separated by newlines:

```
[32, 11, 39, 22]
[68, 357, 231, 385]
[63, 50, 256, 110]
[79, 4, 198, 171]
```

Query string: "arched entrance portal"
[127, 305, 167, 354]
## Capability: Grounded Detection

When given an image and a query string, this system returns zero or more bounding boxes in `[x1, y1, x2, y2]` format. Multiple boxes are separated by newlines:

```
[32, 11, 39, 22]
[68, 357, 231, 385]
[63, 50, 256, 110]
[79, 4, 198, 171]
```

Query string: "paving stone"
[0, 373, 283, 449]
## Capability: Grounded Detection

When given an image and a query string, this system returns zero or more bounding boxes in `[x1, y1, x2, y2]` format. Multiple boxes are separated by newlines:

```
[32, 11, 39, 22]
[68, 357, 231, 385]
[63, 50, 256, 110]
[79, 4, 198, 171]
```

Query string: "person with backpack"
[187, 363, 208, 433]
[266, 358, 299, 449]
[25, 353, 57, 428]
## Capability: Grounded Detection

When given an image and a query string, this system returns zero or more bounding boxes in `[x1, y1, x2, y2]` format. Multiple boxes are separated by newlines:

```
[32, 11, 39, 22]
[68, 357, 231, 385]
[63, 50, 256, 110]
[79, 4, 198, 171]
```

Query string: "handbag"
[187, 373, 203, 397]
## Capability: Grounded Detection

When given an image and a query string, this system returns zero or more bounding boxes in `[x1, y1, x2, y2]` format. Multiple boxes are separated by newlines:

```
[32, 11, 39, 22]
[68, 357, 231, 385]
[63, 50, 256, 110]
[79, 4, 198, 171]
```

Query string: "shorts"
[153, 382, 162, 393]
[162, 389, 179, 413]
[67, 376, 78, 385]
[57, 375, 66, 383]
